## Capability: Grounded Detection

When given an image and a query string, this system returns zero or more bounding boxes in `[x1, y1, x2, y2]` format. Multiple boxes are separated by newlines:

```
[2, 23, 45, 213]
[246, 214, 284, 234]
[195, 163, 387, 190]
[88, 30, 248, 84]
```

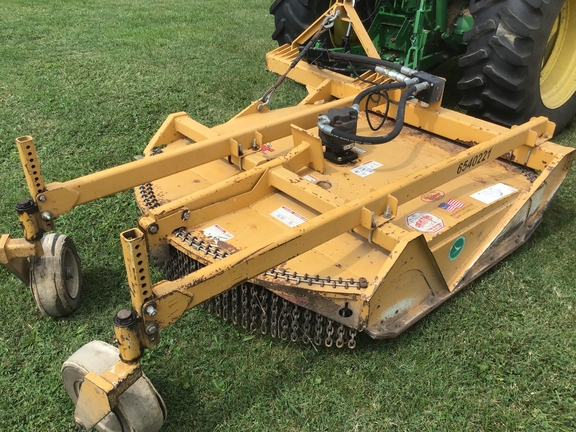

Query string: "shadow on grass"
[142, 309, 417, 430]
[524, 185, 576, 252]
[73, 264, 133, 319]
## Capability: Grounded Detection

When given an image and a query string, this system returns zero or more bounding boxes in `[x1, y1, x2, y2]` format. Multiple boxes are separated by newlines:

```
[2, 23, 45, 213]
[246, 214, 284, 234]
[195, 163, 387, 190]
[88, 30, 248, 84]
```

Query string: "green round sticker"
[448, 236, 466, 261]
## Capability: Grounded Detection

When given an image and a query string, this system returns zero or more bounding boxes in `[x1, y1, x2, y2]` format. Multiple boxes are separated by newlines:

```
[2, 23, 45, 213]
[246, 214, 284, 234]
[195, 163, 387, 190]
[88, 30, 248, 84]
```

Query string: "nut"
[146, 323, 158, 335]
[145, 305, 157, 316]
[148, 223, 159, 234]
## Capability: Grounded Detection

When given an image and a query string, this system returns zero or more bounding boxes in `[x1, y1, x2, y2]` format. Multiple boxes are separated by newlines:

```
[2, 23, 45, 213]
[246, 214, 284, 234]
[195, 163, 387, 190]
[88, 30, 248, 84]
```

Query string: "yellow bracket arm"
[0, 234, 43, 283]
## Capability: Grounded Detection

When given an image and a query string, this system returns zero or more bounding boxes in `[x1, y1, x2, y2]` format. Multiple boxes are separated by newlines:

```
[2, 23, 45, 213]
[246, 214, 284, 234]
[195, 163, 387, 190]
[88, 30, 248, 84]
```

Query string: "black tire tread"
[458, 0, 576, 132]
[270, 0, 330, 45]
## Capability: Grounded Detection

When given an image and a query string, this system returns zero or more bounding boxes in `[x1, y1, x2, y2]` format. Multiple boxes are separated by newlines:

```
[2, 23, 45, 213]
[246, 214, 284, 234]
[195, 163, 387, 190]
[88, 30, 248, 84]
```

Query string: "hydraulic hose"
[327, 51, 418, 77]
[319, 85, 419, 145]
[350, 81, 407, 111]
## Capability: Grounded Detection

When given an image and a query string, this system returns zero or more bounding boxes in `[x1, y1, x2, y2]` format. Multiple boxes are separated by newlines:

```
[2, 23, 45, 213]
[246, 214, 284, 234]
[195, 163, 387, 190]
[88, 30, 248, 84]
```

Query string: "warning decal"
[271, 206, 308, 228]
[470, 183, 517, 204]
[350, 161, 383, 177]
[406, 212, 445, 233]
[203, 224, 234, 242]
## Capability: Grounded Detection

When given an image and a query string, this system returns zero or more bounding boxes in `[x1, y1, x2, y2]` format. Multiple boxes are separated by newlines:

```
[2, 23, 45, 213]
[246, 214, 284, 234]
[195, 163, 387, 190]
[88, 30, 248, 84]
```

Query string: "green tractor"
[270, 0, 576, 132]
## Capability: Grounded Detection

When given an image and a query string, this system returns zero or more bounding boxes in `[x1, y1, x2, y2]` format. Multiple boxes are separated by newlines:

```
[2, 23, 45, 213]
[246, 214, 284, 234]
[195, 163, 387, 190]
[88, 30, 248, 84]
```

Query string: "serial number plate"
[457, 149, 492, 174]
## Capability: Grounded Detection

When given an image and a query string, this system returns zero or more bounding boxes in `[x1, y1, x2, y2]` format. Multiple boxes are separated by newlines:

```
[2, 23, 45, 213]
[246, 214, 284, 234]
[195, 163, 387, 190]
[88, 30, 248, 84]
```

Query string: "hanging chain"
[290, 303, 301, 343]
[302, 309, 312, 345]
[325, 319, 335, 348]
[241, 284, 249, 330]
[260, 289, 269, 335]
[250, 285, 259, 333]
[336, 323, 346, 349]
[160, 243, 362, 349]
[270, 295, 279, 339]
[314, 314, 324, 346]
[215, 295, 222, 318]
[222, 290, 229, 322]
[231, 287, 238, 325]
[347, 328, 357, 349]
[280, 299, 290, 341]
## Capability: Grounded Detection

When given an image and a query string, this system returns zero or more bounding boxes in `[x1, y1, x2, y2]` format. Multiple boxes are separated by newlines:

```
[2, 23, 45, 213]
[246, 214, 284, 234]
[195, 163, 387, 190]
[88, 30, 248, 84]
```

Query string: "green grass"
[1, 1, 575, 430]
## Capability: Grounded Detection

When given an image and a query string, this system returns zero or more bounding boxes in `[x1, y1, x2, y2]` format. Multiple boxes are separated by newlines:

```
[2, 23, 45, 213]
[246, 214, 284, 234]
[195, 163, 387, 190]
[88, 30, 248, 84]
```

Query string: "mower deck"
[133, 105, 572, 340]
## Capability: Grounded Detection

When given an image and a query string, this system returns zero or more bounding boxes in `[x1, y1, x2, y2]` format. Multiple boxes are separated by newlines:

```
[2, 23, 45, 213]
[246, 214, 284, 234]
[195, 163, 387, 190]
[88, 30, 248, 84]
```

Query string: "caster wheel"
[30, 233, 82, 317]
[62, 341, 167, 432]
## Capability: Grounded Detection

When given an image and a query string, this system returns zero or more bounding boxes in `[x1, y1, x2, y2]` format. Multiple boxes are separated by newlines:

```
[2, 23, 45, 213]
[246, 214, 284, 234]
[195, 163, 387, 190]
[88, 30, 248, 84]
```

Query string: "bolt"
[66, 267, 74, 280]
[146, 323, 158, 335]
[148, 223, 159, 234]
[41, 211, 52, 221]
[384, 205, 392, 218]
[181, 210, 190, 221]
[146, 305, 157, 316]
[38, 195, 46, 202]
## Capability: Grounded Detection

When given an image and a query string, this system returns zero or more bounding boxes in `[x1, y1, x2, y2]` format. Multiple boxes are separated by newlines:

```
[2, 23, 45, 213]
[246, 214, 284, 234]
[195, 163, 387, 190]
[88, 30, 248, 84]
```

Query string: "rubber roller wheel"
[30, 233, 82, 317]
[62, 341, 167, 432]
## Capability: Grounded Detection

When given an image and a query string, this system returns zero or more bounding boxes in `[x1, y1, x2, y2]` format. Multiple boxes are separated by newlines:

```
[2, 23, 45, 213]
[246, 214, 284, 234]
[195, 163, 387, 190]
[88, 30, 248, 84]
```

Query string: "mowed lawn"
[0, 1, 575, 430]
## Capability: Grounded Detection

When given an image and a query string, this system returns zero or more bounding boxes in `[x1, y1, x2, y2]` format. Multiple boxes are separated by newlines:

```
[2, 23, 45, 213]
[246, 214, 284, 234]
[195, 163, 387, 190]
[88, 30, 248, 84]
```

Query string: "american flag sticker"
[438, 199, 465, 213]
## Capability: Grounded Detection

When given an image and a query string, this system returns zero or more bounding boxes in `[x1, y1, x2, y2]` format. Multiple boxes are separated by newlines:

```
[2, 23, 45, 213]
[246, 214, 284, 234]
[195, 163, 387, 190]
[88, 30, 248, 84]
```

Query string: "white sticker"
[350, 161, 383, 177]
[353, 146, 367, 154]
[406, 212, 445, 233]
[470, 183, 517, 204]
[271, 206, 308, 227]
[302, 174, 318, 183]
[203, 224, 234, 242]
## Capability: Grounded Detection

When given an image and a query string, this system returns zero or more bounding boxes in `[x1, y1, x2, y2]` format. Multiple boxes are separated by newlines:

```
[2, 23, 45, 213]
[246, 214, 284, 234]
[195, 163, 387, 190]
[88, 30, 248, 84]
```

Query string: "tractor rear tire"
[270, 0, 330, 45]
[458, 0, 576, 133]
